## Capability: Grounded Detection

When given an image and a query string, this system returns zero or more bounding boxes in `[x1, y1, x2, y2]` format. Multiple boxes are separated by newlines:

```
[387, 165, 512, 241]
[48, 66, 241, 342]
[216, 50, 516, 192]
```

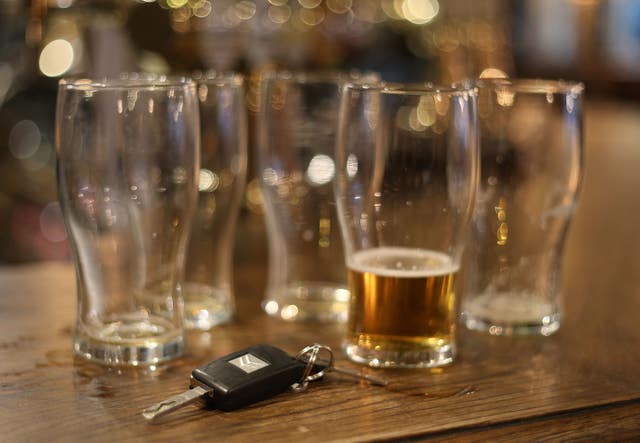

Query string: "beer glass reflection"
[335, 83, 479, 367]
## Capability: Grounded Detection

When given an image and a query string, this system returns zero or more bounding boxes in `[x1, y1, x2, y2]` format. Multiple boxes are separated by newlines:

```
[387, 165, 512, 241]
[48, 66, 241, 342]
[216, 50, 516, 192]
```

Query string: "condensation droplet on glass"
[496, 89, 515, 107]
[127, 89, 138, 111]
[262, 167, 278, 186]
[346, 154, 358, 178]
[497, 222, 508, 245]
[198, 84, 208, 102]
[566, 94, 575, 113]
[457, 95, 466, 111]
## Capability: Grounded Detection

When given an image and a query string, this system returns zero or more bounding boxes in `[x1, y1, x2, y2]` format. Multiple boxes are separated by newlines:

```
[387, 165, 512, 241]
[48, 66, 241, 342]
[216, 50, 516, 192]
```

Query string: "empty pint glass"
[182, 72, 247, 330]
[461, 79, 584, 336]
[257, 72, 378, 322]
[56, 75, 199, 365]
[335, 83, 479, 367]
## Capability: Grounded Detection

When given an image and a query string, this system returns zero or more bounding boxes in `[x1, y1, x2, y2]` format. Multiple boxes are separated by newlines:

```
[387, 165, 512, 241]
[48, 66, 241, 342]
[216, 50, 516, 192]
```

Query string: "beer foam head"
[348, 247, 459, 277]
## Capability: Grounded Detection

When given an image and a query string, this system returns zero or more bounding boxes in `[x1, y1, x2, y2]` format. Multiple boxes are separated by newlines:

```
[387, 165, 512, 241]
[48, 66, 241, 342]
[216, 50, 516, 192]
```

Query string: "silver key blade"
[329, 366, 389, 387]
[142, 386, 211, 421]
[310, 357, 388, 387]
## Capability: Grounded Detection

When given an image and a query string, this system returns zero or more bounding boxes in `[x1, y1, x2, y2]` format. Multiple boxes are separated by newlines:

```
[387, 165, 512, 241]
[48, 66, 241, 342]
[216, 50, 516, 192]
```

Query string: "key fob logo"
[228, 353, 270, 374]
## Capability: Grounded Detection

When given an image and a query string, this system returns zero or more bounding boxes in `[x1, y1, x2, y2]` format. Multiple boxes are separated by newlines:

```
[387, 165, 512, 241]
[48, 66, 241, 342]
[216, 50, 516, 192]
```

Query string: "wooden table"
[2, 101, 640, 442]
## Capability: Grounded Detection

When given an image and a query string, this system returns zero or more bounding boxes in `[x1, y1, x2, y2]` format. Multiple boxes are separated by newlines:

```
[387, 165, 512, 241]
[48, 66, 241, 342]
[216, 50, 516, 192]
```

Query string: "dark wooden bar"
[1, 100, 640, 441]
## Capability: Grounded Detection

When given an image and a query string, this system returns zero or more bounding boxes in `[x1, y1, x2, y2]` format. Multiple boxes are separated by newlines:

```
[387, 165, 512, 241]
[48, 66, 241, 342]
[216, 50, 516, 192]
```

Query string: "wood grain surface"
[1, 101, 640, 442]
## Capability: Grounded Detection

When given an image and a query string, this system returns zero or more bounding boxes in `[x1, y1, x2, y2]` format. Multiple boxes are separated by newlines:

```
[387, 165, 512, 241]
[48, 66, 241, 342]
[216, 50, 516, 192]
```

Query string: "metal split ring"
[289, 344, 334, 393]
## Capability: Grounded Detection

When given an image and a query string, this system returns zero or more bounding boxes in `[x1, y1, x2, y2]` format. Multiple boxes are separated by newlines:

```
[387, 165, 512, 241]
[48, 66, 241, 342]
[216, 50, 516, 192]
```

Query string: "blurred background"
[0, 0, 639, 263]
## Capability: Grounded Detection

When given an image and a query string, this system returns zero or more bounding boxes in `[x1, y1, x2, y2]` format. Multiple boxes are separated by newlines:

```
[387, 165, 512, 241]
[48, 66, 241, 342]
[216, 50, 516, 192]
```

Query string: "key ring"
[289, 344, 334, 393]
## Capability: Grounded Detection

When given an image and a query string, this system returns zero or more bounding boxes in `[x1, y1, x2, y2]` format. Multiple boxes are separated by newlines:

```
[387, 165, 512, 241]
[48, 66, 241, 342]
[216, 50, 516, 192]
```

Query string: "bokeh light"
[40, 202, 67, 243]
[306, 154, 335, 185]
[39, 39, 74, 77]
[401, 0, 439, 25]
[199, 169, 220, 192]
[8, 120, 41, 160]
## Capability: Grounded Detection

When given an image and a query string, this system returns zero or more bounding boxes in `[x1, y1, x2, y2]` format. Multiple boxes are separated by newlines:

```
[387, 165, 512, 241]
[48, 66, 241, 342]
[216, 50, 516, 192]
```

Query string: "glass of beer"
[335, 83, 479, 368]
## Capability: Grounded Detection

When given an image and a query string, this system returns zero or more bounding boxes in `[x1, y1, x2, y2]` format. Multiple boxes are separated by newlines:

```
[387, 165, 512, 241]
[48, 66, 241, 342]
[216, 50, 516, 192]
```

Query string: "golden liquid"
[347, 248, 457, 351]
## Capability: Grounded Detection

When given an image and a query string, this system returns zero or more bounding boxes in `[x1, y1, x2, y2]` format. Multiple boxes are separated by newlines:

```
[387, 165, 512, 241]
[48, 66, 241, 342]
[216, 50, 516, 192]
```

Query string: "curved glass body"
[462, 79, 584, 336]
[56, 75, 199, 365]
[335, 83, 479, 367]
[257, 71, 378, 323]
[182, 72, 247, 330]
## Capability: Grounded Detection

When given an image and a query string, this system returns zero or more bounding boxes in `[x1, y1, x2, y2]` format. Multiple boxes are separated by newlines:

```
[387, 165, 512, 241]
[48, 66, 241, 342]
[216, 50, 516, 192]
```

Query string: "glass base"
[462, 292, 561, 336]
[344, 334, 454, 368]
[262, 282, 349, 323]
[183, 283, 234, 330]
[73, 315, 184, 366]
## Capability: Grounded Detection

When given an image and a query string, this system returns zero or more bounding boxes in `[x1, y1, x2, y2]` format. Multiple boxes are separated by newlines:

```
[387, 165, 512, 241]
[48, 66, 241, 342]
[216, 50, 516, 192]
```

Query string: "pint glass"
[257, 71, 378, 322]
[56, 75, 199, 365]
[182, 72, 247, 330]
[461, 79, 584, 336]
[335, 83, 479, 367]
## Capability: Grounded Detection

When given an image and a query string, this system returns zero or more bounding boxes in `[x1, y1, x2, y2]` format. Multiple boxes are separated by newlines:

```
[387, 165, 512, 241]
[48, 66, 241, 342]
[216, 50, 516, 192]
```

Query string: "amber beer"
[346, 247, 458, 367]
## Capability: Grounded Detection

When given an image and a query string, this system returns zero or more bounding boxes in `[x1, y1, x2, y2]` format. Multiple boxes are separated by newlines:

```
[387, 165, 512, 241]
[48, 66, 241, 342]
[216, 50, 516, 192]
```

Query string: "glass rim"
[191, 70, 244, 87]
[262, 69, 380, 84]
[344, 81, 477, 96]
[476, 78, 585, 95]
[59, 74, 196, 91]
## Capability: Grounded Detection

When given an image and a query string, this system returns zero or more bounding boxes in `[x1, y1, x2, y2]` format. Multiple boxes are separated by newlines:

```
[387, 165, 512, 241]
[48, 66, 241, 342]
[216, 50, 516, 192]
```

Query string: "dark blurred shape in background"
[0, 0, 638, 263]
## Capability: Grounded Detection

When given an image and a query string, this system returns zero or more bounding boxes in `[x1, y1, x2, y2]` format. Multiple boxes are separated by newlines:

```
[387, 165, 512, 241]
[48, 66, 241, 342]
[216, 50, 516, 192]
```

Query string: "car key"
[142, 343, 387, 421]
[142, 344, 315, 421]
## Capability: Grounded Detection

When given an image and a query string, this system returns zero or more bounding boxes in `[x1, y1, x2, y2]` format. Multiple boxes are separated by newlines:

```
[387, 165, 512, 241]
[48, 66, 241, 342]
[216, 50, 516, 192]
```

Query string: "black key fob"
[191, 344, 310, 411]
